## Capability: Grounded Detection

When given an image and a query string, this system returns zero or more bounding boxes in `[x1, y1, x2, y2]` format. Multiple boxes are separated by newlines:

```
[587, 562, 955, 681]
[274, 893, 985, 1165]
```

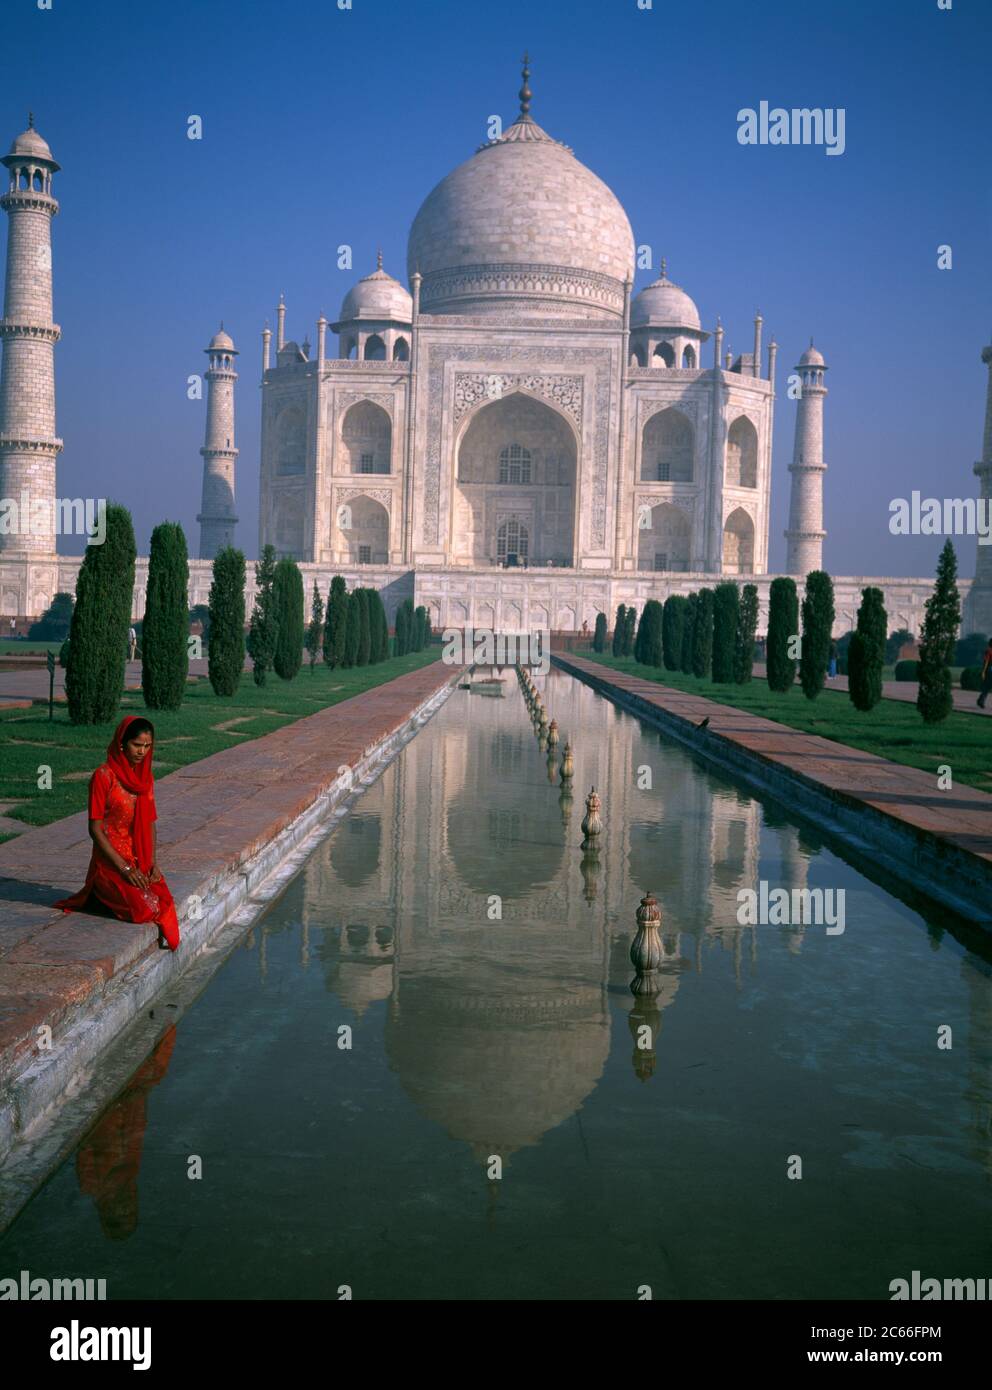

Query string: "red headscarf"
[105, 715, 157, 872]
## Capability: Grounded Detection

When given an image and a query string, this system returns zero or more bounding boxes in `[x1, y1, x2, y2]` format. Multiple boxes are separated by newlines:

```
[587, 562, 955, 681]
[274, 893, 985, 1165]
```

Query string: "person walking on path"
[54, 716, 180, 950]
[128, 626, 137, 661]
[977, 639, 992, 709]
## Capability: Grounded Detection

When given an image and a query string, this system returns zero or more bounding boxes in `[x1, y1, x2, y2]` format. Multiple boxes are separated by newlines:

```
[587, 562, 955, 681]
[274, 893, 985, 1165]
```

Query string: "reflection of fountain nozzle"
[547, 718, 559, 747]
[558, 784, 574, 826]
[580, 848, 600, 902]
[628, 992, 662, 1082]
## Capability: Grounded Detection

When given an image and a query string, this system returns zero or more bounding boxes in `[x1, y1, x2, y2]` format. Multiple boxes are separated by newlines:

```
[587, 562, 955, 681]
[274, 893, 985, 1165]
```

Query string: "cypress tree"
[306, 579, 324, 672]
[712, 582, 740, 683]
[692, 588, 715, 679]
[593, 612, 607, 652]
[766, 576, 798, 693]
[343, 590, 360, 667]
[28, 591, 73, 641]
[365, 589, 381, 663]
[638, 599, 664, 667]
[246, 544, 279, 686]
[377, 594, 391, 660]
[65, 502, 136, 725]
[680, 593, 697, 674]
[323, 576, 348, 669]
[612, 604, 626, 657]
[847, 586, 887, 711]
[422, 609, 432, 650]
[142, 521, 190, 711]
[734, 584, 759, 684]
[800, 570, 835, 700]
[414, 605, 428, 652]
[622, 605, 636, 657]
[272, 558, 304, 680]
[355, 588, 371, 666]
[395, 600, 408, 656]
[917, 540, 961, 724]
[662, 595, 685, 671]
[207, 546, 246, 697]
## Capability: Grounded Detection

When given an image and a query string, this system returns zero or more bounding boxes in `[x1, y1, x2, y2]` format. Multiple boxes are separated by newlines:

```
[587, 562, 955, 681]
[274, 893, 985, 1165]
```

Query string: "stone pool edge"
[554, 653, 992, 926]
[0, 668, 460, 1224]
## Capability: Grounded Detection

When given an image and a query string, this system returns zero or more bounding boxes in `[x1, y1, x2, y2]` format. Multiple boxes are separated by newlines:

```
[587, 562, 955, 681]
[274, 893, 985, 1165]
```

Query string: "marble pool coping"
[555, 653, 992, 926]
[0, 658, 460, 1206]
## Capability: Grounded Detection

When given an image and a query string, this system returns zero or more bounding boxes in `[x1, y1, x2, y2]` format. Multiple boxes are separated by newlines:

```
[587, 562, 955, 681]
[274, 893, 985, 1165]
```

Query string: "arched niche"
[726, 416, 758, 488]
[453, 392, 577, 567]
[339, 493, 389, 564]
[275, 406, 306, 476]
[637, 501, 690, 572]
[723, 507, 755, 573]
[641, 407, 694, 483]
[341, 400, 391, 475]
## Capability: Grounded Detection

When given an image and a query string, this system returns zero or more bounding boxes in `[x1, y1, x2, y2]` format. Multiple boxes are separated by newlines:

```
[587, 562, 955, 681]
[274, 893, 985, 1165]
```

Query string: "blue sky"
[3, 0, 989, 576]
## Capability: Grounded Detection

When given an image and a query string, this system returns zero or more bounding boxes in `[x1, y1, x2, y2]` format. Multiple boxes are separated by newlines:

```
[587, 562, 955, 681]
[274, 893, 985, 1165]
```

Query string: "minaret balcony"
[0, 319, 60, 342]
[0, 432, 63, 452]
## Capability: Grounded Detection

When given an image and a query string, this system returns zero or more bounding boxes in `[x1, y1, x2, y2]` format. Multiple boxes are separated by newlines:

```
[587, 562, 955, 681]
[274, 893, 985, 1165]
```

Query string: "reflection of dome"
[407, 68, 634, 319]
[385, 980, 609, 1159]
[334, 961, 394, 1017]
[631, 271, 701, 331]
[338, 254, 412, 324]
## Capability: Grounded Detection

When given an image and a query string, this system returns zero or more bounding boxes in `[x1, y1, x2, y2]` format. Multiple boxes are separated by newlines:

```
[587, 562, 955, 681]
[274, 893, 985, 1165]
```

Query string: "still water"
[2, 669, 991, 1300]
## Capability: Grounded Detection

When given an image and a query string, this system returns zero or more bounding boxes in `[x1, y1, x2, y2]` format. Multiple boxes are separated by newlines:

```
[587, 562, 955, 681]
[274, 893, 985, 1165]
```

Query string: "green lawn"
[0, 649, 441, 835]
[577, 651, 992, 794]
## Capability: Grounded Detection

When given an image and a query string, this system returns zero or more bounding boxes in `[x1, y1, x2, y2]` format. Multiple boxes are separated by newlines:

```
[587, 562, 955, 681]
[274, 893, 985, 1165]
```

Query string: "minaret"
[784, 341, 828, 576]
[196, 325, 239, 559]
[966, 339, 992, 632]
[0, 115, 63, 557]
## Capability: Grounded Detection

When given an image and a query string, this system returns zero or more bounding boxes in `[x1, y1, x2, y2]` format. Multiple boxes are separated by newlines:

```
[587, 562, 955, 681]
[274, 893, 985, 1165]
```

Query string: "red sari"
[54, 716, 180, 950]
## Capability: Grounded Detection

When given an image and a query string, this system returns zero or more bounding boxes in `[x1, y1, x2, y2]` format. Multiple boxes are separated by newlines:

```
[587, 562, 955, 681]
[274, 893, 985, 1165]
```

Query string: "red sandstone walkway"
[557, 653, 992, 871]
[0, 658, 454, 1091]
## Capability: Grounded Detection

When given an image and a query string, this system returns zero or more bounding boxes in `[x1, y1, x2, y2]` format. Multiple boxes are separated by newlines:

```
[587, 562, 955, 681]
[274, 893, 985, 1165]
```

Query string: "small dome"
[207, 325, 236, 352]
[338, 255, 412, 325]
[3, 118, 59, 171]
[799, 342, 825, 366]
[631, 268, 701, 331]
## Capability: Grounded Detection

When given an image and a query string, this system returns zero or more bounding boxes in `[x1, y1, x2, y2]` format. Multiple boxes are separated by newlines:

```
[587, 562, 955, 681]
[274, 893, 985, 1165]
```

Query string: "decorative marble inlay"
[453, 372, 583, 428]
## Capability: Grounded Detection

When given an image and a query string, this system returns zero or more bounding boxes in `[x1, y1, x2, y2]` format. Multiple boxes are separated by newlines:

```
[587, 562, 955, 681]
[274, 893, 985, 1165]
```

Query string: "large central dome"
[407, 67, 635, 320]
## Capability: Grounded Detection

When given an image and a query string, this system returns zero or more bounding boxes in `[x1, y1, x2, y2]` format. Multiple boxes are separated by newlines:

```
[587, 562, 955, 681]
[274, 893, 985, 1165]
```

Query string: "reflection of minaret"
[775, 824, 811, 955]
[964, 339, 992, 633]
[785, 342, 828, 576]
[0, 115, 63, 558]
[197, 325, 239, 559]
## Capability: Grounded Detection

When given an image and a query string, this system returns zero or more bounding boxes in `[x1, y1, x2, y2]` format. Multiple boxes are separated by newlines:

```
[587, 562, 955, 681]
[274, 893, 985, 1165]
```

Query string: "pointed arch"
[641, 407, 694, 483]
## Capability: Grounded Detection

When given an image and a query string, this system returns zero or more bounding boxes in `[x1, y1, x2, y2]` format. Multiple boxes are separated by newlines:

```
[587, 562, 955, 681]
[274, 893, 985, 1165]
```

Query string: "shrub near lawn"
[895, 660, 919, 681]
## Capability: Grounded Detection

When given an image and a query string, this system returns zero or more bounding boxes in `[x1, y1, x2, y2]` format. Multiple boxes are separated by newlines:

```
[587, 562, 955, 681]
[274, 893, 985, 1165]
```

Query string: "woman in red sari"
[54, 715, 180, 951]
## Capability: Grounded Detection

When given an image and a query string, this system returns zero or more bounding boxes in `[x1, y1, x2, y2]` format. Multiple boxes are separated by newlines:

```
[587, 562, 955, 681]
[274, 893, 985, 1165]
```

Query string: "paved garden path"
[0, 658, 454, 1100]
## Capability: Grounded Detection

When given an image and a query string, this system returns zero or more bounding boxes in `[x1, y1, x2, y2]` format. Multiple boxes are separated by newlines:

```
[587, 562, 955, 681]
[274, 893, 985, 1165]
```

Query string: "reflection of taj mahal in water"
[245, 674, 822, 1158]
[3, 63, 990, 634]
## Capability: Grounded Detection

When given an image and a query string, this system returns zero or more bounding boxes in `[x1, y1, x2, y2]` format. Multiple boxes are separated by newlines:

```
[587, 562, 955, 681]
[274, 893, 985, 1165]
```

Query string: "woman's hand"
[122, 862, 150, 889]
[149, 861, 163, 883]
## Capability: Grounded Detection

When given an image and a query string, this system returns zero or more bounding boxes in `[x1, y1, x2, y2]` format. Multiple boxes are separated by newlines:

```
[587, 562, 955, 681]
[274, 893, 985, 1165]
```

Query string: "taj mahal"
[1, 63, 991, 637]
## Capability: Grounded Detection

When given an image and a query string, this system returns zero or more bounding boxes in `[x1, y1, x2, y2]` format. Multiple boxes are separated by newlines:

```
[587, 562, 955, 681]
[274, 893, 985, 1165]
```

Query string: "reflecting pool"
[1, 668, 991, 1300]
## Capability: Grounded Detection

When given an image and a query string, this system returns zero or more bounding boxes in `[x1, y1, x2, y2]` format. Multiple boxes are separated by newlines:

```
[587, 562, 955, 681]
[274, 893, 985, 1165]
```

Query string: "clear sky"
[3, 0, 990, 577]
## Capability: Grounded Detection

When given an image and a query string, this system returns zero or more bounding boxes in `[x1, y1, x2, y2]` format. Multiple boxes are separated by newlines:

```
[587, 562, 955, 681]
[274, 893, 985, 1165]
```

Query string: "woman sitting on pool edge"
[54, 715, 180, 951]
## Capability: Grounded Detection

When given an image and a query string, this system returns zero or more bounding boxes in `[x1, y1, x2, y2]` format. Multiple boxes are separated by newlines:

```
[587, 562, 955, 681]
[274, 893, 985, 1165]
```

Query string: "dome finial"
[660, 256, 667, 278]
[376, 247, 383, 271]
[518, 52, 532, 120]
[27, 111, 34, 130]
